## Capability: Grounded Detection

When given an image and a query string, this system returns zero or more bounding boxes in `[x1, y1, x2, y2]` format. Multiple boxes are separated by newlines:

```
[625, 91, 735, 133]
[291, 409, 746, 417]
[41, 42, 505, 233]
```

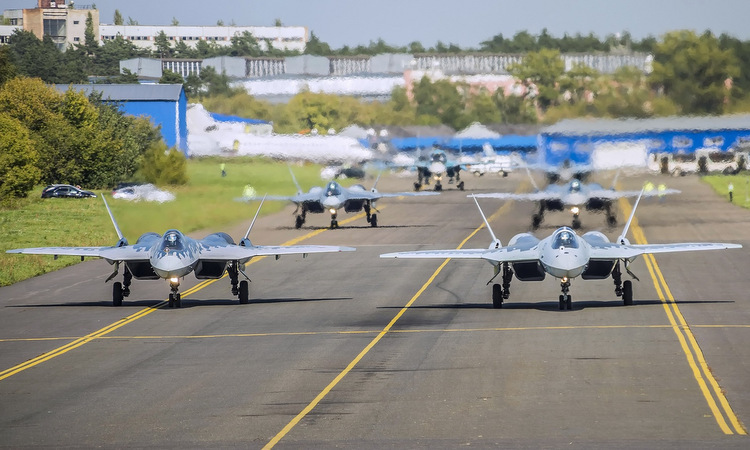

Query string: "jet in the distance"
[472, 171, 680, 229]
[380, 193, 740, 310]
[6, 196, 355, 307]
[238, 167, 439, 229]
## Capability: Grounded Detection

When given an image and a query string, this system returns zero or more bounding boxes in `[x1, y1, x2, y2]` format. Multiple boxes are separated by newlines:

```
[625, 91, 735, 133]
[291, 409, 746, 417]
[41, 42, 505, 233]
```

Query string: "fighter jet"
[237, 167, 439, 229]
[412, 148, 466, 192]
[472, 170, 680, 229]
[381, 193, 740, 310]
[6, 196, 355, 307]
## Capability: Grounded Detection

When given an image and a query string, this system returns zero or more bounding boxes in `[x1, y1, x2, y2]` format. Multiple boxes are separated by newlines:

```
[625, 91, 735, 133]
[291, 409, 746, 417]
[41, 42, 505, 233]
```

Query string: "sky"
[4, 0, 750, 48]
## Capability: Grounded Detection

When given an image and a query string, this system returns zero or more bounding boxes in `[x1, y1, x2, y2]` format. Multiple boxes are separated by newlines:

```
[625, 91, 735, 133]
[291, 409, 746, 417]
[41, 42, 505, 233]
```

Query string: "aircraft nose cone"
[323, 197, 341, 209]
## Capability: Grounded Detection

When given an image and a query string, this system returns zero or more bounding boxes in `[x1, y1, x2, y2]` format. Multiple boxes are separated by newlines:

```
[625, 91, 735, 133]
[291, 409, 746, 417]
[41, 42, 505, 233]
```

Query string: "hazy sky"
[5, 0, 750, 48]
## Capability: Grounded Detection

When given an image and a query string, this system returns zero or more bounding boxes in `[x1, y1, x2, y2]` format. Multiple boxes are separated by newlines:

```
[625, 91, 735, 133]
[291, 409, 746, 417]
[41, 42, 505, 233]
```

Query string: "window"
[73, 20, 79, 24]
[73, 37, 79, 41]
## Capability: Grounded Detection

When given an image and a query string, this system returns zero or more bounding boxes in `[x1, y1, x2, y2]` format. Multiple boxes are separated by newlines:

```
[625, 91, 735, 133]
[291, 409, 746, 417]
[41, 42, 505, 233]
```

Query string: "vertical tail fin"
[101, 194, 126, 245]
[243, 195, 267, 241]
[471, 195, 502, 247]
[288, 165, 303, 195]
[617, 188, 644, 244]
[371, 170, 383, 192]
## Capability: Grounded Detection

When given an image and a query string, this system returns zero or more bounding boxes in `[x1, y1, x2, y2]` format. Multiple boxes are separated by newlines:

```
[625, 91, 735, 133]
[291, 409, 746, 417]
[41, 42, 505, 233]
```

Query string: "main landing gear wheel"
[532, 214, 542, 230]
[370, 214, 378, 227]
[622, 280, 633, 306]
[168, 292, 182, 308]
[295, 215, 304, 229]
[457, 181, 465, 191]
[413, 182, 422, 191]
[492, 284, 503, 309]
[238, 280, 249, 304]
[113, 282, 123, 306]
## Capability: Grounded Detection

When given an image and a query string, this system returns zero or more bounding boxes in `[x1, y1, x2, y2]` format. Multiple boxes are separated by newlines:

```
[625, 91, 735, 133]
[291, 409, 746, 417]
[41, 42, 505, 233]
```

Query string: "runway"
[1, 171, 749, 448]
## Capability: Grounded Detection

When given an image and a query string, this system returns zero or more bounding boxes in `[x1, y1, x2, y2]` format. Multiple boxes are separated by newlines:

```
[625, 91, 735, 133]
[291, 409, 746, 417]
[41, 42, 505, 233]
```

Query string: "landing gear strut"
[330, 212, 339, 229]
[605, 204, 617, 227]
[112, 267, 132, 306]
[364, 202, 378, 227]
[295, 207, 307, 229]
[229, 262, 250, 304]
[491, 263, 513, 309]
[612, 261, 633, 305]
[559, 278, 572, 310]
[532, 204, 545, 230]
[168, 279, 181, 308]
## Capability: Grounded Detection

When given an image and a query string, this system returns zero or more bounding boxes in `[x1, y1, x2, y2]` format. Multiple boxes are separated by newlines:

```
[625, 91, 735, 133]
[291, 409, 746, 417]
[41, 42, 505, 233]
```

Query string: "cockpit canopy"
[326, 182, 342, 197]
[160, 230, 186, 252]
[552, 228, 578, 249]
[431, 151, 447, 163]
[569, 179, 581, 193]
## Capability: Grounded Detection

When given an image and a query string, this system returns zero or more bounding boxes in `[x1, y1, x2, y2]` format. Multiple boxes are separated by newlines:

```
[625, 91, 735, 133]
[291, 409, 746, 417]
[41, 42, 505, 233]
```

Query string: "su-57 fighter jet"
[237, 167, 439, 229]
[381, 192, 740, 310]
[472, 170, 680, 229]
[7, 196, 355, 307]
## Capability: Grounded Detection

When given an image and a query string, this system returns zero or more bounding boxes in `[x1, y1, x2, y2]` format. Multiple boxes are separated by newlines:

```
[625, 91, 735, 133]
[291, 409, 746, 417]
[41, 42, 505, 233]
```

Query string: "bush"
[138, 141, 188, 185]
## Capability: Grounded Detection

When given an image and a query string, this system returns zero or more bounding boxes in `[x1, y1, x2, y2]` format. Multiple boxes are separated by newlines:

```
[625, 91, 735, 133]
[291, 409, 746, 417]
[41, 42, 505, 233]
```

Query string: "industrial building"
[538, 115, 750, 173]
[54, 84, 189, 155]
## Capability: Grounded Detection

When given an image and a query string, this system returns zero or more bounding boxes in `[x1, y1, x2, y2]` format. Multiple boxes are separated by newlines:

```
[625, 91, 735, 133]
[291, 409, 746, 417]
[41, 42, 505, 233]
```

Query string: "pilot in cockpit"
[570, 179, 581, 193]
[553, 229, 577, 249]
[326, 182, 340, 197]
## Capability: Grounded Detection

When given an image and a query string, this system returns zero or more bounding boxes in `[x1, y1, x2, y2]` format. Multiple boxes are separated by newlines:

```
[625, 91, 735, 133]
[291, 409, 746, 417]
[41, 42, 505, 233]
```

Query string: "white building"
[99, 25, 307, 53]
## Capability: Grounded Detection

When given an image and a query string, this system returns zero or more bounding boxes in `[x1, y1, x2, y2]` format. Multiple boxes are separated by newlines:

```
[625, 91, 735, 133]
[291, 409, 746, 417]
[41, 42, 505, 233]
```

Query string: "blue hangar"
[538, 115, 750, 171]
[54, 84, 188, 155]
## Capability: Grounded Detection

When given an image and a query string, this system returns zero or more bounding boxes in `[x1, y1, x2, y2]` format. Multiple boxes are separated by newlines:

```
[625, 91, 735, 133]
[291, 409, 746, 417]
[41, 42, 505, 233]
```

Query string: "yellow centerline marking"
[0, 209, 373, 382]
[618, 196, 746, 435]
[263, 200, 514, 449]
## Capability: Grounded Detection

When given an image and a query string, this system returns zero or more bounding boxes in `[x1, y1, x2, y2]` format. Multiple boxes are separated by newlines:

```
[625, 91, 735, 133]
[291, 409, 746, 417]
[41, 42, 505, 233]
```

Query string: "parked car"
[41, 184, 96, 199]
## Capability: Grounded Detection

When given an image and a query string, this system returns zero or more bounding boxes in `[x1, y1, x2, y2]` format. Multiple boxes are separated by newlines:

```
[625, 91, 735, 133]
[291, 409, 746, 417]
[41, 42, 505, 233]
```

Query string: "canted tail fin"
[288, 165, 303, 195]
[617, 188, 644, 245]
[101, 194, 127, 246]
[243, 195, 267, 241]
[471, 195, 502, 248]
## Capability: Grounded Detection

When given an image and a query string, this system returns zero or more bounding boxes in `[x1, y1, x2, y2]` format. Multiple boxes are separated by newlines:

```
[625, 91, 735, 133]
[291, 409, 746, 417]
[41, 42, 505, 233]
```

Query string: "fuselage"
[538, 227, 591, 279]
[149, 230, 200, 279]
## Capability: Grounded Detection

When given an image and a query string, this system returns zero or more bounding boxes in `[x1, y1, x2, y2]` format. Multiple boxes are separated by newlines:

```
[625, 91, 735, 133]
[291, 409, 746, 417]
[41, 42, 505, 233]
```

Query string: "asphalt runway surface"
[1, 170, 749, 448]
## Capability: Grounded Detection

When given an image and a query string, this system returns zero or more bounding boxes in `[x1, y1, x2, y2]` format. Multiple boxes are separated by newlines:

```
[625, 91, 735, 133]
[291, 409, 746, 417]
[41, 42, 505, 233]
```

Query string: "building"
[3, 0, 98, 51]
[538, 115, 750, 172]
[55, 84, 189, 155]
[99, 24, 307, 53]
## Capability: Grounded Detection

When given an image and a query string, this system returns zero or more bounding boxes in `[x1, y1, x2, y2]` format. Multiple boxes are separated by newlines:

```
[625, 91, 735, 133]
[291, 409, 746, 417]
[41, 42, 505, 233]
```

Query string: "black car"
[41, 184, 97, 199]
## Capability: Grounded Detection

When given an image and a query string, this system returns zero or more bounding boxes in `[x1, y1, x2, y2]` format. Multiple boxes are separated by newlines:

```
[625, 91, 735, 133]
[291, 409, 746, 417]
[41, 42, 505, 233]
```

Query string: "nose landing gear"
[559, 278, 572, 310]
[168, 278, 181, 308]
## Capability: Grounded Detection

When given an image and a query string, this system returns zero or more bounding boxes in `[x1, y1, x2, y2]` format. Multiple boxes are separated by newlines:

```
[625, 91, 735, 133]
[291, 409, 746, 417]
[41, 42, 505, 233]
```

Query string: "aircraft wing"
[6, 245, 151, 262]
[198, 244, 355, 262]
[587, 242, 741, 259]
[470, 192, 562, 202]
[585, 188, 681, 200]
[381, 246, 540, 263]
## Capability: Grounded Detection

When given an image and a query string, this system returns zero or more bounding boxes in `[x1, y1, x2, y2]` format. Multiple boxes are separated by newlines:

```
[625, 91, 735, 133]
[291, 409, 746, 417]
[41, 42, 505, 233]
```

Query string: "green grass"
[702, 173, 750, 209]
[0, 157, 350, 287]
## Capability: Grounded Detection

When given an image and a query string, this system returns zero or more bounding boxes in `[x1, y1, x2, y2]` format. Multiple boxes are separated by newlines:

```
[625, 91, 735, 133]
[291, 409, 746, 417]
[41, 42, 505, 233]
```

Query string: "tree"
[126, 16, 138, 26]
[508, 48, 566, 111]
[84, 11, 98, 56]
[138, 141, 188, 185]
[230, 31, 261, 57]
[0, 113, 40, 202]
[154, 30, 172, 58]
[159, 69, 184, 84]
[0, 46, 18, 86]
[649, 30, 739, 115]
[304, 31, 331, 55]
[113, 9, 123, 25]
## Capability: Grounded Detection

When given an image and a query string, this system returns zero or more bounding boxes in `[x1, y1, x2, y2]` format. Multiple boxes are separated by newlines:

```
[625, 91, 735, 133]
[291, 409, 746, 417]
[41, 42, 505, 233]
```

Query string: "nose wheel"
[330, 212, 339, 229]
[168, 279, 181, 308]
[559, 279, 572, 310]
